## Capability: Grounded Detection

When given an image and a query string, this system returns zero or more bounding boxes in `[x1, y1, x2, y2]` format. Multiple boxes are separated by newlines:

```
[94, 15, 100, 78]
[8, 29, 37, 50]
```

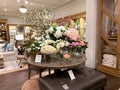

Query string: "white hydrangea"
[41, 45, 57, 54]
[44, 39, 55, 45]
[49, 27, 54, 33]
[59, 42, 65, 48]
[54, 30, 62, 38]
[65, 41, 69, 46]
[56, 44, 61, 51]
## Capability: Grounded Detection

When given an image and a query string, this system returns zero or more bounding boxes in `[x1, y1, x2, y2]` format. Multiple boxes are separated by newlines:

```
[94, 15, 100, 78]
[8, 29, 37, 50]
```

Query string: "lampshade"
[19, 5, 27, 13]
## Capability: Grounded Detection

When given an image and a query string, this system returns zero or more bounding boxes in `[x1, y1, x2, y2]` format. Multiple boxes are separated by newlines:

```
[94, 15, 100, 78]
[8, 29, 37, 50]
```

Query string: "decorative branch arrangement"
[19, 8, 54, 35]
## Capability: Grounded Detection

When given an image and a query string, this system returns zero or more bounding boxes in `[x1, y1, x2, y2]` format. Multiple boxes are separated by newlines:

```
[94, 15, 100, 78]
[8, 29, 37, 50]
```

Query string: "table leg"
[54, 69, 61, 73]
[28, 64, 31, 79]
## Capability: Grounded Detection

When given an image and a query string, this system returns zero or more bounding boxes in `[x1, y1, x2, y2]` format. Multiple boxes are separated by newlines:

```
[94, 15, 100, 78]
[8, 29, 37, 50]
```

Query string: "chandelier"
[19, 5, 27, 13]
[19, 0, 27, 13]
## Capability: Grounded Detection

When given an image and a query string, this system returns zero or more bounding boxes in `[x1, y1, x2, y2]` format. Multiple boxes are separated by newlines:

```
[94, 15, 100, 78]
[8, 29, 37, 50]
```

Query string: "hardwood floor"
[0, 69, 120, 90]
[0, 70, 28, 90]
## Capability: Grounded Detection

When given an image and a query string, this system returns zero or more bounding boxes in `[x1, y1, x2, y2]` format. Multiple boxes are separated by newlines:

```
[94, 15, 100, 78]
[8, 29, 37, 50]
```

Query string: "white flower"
[31, 43, 35, 47]
[54, 30, 62, 38]
[46, 35, 50, 39]
[56, 44, 60, 51]
[41, 45, 57, 54]
[36, 47, 40, 49]
[49, 27, 54, 33]
[31, 35, 35, 39]
[56, 26, 61, 31]
[59, 42, 65, 48]
[28, 48, 31, 51]
[65, 41, 69, 46]
[44, 39, 54, 45]
[60, 26, 66, 31]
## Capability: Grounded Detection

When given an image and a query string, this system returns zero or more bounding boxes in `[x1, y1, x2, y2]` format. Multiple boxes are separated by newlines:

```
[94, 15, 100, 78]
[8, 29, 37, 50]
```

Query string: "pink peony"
[66, 28, 80, 41]
[69, 42, 80, 47]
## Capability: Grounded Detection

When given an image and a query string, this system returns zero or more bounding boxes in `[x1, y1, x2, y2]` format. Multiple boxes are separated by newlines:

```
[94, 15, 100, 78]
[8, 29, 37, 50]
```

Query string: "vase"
[30, 54, 36, 61]
[43, 54, 52, 63]
[69, 50, 83, 60]
[109, 27, 117, 38]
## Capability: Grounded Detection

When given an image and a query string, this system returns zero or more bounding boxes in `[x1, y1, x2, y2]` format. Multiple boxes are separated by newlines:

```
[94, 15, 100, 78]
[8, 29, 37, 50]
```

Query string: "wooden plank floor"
[0, 70, 28, 90]
[0, 69, 120, 90]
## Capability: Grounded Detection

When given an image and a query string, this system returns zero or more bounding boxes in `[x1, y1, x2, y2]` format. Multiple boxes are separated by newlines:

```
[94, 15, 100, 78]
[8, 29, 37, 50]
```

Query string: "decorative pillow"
[7, 43, 14, 52]
[0, 44, 5, 52]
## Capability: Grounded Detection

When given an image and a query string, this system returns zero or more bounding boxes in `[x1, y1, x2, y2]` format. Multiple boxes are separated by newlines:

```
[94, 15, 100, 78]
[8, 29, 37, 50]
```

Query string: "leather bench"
[39, 66, 107, 90]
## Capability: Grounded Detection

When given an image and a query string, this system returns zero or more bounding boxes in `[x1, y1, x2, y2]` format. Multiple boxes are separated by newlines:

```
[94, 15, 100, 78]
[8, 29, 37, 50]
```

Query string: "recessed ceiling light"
[4, 8, 7, 11]
[17, 0, 20, 3]
[25, 0, 29, 4]
[30, 2, 33, 5]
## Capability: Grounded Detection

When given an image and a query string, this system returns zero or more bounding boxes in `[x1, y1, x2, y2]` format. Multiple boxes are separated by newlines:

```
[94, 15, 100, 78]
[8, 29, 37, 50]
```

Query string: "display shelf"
[0, 19, 7, 42]
[102, 51, 116, 55]
[97, 0, 120, 77]
[107, 37, 117, 40]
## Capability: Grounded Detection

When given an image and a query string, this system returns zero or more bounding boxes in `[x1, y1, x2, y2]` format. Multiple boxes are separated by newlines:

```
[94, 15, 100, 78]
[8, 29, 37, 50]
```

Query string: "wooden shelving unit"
[0, 19, 8, 43]
[97, 0, 120, 77]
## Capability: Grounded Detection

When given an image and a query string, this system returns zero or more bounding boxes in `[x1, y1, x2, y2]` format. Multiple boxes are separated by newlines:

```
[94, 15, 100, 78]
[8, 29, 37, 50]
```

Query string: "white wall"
[0, 16, 23, 24]
[54, 0, 86, 18]
[85, 0, 99, 68]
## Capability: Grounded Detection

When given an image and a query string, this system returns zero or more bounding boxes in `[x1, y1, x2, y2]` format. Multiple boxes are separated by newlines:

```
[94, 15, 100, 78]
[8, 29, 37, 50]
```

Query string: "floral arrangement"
[44, 23, 88, 55]
[29, 41, 42, 54]
[29, 22, 88, 59]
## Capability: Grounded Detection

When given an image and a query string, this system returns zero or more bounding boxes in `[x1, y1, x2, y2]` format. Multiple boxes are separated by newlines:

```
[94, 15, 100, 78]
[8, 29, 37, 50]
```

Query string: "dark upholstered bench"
[39, 66, 107, 90]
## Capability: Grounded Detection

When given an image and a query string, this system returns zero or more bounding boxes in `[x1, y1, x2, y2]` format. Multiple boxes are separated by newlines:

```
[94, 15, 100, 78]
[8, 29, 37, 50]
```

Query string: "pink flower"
[69, 42, 80, 47]
[79, 41, 85, 46]
[66, 28, 80, 41]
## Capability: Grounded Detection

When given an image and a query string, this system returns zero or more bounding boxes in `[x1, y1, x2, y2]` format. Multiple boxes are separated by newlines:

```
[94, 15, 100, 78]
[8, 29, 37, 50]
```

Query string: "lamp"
[19, 5, 27, 13]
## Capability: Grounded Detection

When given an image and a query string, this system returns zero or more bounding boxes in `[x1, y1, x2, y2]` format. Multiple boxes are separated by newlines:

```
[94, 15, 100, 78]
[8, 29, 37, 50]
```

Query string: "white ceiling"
[0, 0, 72, 17]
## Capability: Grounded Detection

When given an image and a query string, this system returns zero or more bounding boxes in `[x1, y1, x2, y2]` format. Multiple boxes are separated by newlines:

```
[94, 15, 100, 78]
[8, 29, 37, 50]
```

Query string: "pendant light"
[19, 0, 27, 13]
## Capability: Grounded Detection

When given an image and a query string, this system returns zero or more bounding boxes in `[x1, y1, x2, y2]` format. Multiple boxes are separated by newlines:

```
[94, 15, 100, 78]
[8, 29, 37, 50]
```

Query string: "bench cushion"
[39, 66, 107, 90]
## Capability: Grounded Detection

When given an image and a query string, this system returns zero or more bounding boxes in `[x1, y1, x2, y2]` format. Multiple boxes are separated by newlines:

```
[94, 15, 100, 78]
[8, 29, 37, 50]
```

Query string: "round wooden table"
[27, 55, 86, 79]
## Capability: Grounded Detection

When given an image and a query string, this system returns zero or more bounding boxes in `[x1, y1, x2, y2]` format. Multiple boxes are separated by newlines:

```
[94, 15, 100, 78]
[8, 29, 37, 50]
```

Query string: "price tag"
[35, 55, 42, 62]
[62, 84, 69, 90]
[68, 70, 75, 80]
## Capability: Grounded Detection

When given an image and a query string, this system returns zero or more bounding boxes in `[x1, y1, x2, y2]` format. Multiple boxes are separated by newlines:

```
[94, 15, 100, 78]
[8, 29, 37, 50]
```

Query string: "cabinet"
[97, 0, 120, 77]
[0, 19, 7, 43]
